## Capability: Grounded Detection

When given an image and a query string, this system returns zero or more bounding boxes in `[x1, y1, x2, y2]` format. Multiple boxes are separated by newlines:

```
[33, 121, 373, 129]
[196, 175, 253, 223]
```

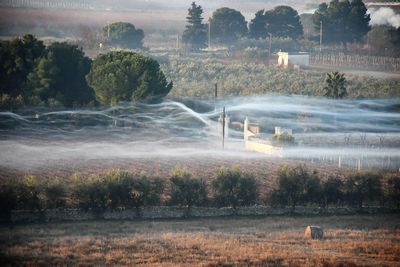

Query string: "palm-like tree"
[324, 71, 347, 99]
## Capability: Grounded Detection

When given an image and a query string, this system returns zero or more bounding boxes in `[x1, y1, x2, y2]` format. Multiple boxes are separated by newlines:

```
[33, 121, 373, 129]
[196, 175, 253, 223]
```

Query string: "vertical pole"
[107, 21, 110, 39]
[208, 20, 211, 49]
[320, 21, 323, 53]
[268, 33, 272, 60]
[222, 106, 225, 149]
[214, 83, 218, 112]
[338, 156, 341, 169]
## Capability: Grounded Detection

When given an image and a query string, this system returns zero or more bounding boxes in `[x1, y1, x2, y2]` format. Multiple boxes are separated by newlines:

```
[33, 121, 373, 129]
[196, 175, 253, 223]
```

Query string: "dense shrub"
[0, 183, 18, 222]
[270, 165, 310, 211]
[322, 176, 344, 207]
[169, 167, 208, 208]
[345, 172, 383, 209]
[15, 175, 44, 211]
[385, 176, 400, 208]
[211, 167, 258, 208]
[71, 170, 164, 211]
[43, 179, 66, 209]
[72, 174, 109, 212]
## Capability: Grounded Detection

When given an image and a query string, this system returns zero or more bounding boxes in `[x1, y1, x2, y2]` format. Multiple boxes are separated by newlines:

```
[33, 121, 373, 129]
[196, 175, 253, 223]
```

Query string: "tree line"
[1, 166, 399, 222]
[0, 34, 172, 109]
[182, 0, 371, 50]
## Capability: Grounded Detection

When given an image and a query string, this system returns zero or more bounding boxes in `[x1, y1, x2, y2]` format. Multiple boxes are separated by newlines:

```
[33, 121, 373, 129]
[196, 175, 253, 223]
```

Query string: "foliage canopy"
[312, 0, 370, 44]
[103, 22, 144, 49]
[86, 51, 172, 105]
[0, 35, 95, 108]
[209, 7, 247, 45]
[182, 2, 207, 50]
[324, 71, 347, 99]
[211, 167, 258, 208]
[249, 6, 303, 39]
[169, 168, 208, 208]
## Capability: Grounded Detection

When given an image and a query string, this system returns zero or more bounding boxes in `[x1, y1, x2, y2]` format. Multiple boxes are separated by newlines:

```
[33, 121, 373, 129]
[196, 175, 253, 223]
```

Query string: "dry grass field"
[1, 214, 399, 266]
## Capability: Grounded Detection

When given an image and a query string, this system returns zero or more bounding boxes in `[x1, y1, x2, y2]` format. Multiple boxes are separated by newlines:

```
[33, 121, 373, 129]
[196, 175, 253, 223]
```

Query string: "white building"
[277, 51, 310, 68]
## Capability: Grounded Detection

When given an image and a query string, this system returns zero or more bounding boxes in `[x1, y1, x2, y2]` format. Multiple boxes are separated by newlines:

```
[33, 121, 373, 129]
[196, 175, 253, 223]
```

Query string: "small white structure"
[243, 118, 294, 156]
[277, 51, 310, 68]
[275, 127, 293, 136]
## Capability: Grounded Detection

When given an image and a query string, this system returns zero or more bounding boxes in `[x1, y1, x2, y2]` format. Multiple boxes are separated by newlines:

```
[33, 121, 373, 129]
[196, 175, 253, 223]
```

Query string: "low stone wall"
[9, 206, 398, 224]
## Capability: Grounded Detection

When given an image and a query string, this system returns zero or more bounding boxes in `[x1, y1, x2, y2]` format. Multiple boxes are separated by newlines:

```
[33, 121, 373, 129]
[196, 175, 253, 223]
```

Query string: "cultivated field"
[1, 214, 399, 266]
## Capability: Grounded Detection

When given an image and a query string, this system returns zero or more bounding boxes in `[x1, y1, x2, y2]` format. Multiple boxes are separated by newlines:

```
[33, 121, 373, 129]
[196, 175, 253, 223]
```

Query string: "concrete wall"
[288, 54, 310, 67]
[245, 139, 283, 156]
[277, 52, 310, 67]
[244, 118, 283, 156]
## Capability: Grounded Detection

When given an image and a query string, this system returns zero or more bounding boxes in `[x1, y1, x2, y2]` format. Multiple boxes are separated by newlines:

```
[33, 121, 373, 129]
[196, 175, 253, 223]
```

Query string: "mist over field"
[1, 95, 399, 170]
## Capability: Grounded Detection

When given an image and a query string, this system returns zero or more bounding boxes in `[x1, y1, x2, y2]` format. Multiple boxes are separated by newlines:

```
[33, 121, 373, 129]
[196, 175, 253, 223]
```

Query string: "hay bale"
[305, 225, 324, 239]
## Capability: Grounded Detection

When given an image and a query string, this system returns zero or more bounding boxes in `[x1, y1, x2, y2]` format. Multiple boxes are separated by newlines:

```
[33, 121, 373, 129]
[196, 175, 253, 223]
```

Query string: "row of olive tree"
[0, 167, 257, 221]
[0, 34, 172, 109]
[270, 165, 399, 212]
[1, 166, 399, 222]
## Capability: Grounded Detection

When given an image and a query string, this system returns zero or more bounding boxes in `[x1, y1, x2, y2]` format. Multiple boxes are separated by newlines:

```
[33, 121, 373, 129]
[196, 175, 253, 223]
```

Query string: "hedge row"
[1, 166, 399, 221]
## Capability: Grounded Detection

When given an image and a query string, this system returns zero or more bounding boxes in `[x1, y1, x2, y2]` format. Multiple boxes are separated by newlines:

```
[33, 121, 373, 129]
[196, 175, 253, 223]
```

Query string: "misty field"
[1, 214, 399, 266]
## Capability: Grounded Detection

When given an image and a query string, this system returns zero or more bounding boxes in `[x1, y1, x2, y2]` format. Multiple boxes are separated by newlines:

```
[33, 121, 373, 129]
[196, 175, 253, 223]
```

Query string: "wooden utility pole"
[222, 106, 225, 149]
[214, 83, 218, 112]
[320, 20, 323, 53]
[107, 21, 110, 39]
[208, 20, 211, 49]
[268, 33, 272, 59]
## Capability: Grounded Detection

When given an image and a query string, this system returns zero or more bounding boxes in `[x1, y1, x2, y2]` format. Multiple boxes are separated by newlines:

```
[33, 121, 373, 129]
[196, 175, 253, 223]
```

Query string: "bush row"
[1, 166, 399, 221]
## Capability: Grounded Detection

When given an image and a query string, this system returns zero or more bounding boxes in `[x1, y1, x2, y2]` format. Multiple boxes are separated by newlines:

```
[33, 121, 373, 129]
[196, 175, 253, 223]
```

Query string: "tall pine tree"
[312, 0, 370, 45]
[182, 2, 207, 51]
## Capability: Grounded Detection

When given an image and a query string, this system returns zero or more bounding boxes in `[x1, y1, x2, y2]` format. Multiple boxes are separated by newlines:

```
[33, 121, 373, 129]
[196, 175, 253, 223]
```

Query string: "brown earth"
[1, 214, 399, 266]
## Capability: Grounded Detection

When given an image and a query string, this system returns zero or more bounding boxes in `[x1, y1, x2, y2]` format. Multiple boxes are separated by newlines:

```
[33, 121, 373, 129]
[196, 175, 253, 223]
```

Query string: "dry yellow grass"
[1, 214, 399, 266]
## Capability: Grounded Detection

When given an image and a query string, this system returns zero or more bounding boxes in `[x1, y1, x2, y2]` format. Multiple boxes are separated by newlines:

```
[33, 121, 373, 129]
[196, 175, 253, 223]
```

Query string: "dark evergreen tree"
[348, 0, 371, 42]
[86, 51, 172, 105]
[209, 7, 247, 44]
[103, 22, 144, 49]
[249, 10, 267, 39]
[312, 0, 370, 44]
[28, 42, 94, 107]
[182, 2, 207, 50]
[249, 6, 303, 39]
[0, 34, 46, 97]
